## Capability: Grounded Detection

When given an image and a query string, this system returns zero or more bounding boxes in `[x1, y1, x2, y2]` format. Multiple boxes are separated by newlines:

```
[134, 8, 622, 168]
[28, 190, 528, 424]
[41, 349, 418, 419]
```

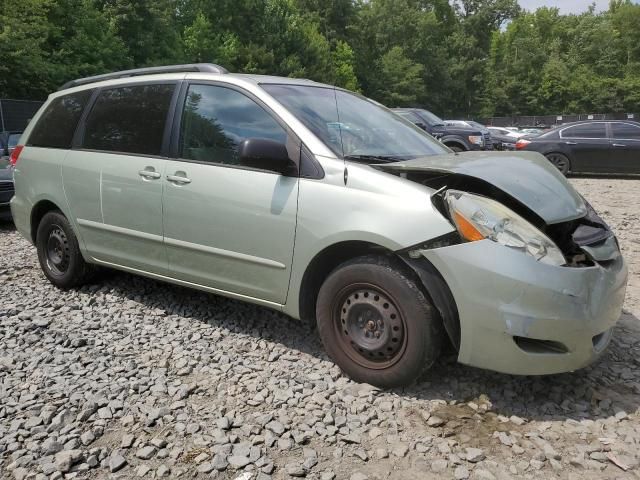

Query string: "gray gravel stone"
[135, 446, 156, 460]
[0, 180, 638, 480]
[108, 453, 127, 473]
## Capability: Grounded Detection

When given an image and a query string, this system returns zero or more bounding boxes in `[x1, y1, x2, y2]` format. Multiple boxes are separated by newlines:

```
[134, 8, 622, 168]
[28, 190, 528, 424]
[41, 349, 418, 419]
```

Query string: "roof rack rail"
[58, 63, 228, 91]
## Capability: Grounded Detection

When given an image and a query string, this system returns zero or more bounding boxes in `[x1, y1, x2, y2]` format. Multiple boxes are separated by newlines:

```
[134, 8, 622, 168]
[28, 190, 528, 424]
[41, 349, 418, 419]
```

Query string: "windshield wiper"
[343, 154, 403, 164]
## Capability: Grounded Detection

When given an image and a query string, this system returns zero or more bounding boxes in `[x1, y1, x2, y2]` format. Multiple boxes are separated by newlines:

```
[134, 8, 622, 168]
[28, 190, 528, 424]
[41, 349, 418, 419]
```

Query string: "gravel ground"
[1, 177, 639, 480]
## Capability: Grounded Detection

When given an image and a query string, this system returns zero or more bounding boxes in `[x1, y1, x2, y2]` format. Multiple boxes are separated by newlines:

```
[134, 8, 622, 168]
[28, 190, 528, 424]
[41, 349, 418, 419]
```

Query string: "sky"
[518, 0, 639, 14]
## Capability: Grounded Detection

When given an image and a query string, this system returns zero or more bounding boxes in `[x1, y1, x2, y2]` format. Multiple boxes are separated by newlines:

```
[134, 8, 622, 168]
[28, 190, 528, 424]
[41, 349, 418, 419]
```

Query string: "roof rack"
[58, 63, 228, 91]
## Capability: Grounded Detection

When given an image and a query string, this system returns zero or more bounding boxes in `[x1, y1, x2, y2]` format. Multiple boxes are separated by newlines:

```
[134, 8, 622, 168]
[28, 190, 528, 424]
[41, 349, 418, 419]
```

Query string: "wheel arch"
[297, 241, 393, 325]
[441, 137, 468, 151]
[30, 199, 64, 243]
[296, 240, 460, 351]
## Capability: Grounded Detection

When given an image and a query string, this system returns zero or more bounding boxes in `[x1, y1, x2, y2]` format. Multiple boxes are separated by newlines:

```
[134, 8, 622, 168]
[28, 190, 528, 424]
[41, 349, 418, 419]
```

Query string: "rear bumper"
[420, 240, 627, 375]
[9, 195, 31, 240]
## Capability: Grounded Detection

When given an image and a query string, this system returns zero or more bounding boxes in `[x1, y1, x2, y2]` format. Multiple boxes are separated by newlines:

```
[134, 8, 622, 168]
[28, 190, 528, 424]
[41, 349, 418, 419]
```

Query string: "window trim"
[559, 122, 609, 140]
[74, 80, 180, 159]
[168, 80, 304, 175]
[610, 122, 640, 142]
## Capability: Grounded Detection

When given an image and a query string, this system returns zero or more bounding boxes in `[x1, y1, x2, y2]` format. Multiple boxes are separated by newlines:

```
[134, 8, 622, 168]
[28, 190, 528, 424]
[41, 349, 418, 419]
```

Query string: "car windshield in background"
[8, 134, 20, 148]
[415, 109, 445, 126]
[263, 85, 449, 162]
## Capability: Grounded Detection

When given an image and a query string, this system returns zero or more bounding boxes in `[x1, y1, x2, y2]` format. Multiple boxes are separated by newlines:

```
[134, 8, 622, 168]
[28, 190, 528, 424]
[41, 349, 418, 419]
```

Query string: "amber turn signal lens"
[453, 211, 485, 242]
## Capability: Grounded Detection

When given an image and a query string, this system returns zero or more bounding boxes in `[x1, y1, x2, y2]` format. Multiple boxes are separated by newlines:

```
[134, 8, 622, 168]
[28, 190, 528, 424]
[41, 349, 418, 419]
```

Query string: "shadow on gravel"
[403, 311, 640, 424]
[0, 220, 16, 232]
[7, 215, 638, 427]
[94, 264, 640, 427]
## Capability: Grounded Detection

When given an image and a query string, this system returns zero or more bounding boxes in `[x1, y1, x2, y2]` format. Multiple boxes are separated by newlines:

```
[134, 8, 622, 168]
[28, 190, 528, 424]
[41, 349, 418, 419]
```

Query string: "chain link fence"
[0, 99, 45, 132]
[483, 113, 638, 128]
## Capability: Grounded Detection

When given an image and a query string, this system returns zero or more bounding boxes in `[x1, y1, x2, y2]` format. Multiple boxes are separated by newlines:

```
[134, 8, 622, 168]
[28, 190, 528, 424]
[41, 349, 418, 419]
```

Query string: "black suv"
[392, 108, 492, 152]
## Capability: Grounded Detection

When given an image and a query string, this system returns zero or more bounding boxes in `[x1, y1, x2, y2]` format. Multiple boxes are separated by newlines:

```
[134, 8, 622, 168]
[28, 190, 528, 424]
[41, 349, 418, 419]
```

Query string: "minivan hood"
[376, 151, 587, 225]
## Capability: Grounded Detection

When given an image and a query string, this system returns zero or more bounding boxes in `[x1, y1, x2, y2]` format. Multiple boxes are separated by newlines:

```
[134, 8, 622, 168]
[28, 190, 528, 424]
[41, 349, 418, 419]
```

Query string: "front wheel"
[546, 152, 571, 175]
[447, 144, 465, 153]
[316, 255, 443, 388]
[36, 211, 95, 289]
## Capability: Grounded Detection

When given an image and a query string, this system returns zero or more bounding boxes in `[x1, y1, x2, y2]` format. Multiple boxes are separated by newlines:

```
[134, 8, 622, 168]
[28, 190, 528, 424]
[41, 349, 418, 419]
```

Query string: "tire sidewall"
[547, 153, 570, 175]
[316, 257, 442, 388]
[36, 211, 85, 289]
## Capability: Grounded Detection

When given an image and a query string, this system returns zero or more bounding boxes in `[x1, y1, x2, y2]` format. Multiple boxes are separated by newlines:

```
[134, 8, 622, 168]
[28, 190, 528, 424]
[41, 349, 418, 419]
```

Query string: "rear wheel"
[546, 152, 570, 175]
[36, 211, 95, 289]
[316, 255, 443, 388]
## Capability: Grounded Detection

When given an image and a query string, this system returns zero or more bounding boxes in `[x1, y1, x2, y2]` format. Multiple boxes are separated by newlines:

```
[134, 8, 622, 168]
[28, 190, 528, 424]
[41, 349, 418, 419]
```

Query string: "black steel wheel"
[45, 225, 70, 276]
[334, 284, 407, 369]
[317, 255, 444, 388]
[546, 152, 570, 175]
[36, 210, 96, 289]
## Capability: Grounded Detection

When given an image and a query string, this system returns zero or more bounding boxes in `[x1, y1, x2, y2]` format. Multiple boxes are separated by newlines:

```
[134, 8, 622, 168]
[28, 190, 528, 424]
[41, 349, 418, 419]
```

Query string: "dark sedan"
[516, 120, 640, 175]
[0, 162, 14, 221]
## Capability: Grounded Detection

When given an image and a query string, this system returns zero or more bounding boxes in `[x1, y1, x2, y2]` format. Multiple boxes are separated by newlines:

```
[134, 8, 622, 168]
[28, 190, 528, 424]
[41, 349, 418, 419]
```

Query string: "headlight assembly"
[444, 190, 566, 266]
[468, 135, 484, 146]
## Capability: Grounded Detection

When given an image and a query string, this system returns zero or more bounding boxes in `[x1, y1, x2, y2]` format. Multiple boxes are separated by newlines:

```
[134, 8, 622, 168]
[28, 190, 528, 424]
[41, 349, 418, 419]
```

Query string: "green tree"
[331, 41, 359, 91]
[376, 46, 425, 106]
[0, 0, 51, 98]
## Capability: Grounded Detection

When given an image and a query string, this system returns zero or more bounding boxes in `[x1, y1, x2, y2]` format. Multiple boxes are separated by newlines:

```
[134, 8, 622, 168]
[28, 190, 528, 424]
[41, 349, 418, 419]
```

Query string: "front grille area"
[0, 181, 14, 204]
[483, 133, 493, 150]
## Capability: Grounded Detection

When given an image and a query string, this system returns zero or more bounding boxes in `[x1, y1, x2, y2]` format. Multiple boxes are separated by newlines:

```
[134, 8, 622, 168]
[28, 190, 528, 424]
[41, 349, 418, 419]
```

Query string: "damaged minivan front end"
[380, 151, 628, 375]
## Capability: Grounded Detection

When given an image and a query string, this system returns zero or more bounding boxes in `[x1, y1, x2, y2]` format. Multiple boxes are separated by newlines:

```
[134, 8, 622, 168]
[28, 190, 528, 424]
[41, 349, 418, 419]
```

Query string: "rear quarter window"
[27, 90, 93, 149]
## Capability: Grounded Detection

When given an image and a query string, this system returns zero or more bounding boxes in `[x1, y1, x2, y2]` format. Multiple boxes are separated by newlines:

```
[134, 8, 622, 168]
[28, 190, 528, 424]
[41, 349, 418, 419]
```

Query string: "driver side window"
[179, 84, 287, 165]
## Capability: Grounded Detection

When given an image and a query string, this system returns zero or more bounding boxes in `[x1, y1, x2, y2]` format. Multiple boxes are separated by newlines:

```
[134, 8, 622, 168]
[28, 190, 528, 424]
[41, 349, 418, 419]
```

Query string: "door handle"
[565, 141, 577, 145]
[166, 174, 192, 185]
[612, 143, 626, 147]
[138, 168, 161, 180]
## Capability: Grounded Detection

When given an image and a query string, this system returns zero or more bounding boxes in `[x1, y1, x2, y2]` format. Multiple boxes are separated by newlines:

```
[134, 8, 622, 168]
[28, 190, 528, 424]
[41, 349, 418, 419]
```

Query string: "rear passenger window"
[611, 123, 640, 140]
[562, 123, 607, 139]
[82, 84, 175, 156]
[28, 90, 92, 149]
[179, 84, 287, 165]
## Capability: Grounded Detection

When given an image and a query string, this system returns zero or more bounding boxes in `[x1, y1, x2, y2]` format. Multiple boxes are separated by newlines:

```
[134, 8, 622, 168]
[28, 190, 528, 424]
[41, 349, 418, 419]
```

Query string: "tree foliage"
[1, 0, 639, 118]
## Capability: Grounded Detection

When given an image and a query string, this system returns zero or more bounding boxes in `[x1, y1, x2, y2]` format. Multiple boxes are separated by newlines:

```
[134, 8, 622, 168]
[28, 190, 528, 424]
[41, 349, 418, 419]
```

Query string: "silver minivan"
[10, 64, 628, 388]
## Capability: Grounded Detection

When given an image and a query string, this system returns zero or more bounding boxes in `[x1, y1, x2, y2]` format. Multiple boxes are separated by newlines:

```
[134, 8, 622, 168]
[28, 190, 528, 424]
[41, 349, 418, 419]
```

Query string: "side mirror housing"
[238, 138, 297, 176]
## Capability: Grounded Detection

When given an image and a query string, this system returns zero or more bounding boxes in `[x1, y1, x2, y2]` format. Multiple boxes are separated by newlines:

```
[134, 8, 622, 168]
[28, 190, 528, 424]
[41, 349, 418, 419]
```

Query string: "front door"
[70, 82, 176, 274]
[610, 122, 640, 174]
[162, 83, 299, 304]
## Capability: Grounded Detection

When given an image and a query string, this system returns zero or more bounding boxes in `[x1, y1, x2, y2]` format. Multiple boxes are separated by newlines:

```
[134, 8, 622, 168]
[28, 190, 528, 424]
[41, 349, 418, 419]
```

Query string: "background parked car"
[392, 108, 492, 152]
[0, 162, 14, 222]
[487, 126, 526, 139]
[516, 120, 640, 175]
[0, 131, 22, 160]
[520, 128, 546, 136]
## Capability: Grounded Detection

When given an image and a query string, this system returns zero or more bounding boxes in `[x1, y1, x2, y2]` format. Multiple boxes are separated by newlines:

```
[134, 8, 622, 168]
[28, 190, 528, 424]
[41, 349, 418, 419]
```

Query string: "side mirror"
[238, 138, 297, 176]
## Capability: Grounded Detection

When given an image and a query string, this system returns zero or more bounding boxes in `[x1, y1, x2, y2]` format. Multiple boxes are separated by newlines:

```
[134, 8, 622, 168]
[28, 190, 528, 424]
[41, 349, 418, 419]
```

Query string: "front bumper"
[420, 239, 628, 375]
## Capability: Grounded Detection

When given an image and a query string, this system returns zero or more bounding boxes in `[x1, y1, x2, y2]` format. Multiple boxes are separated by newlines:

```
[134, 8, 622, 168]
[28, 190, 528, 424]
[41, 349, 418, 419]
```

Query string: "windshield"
[263, 85, 448, 161]
[8, 134, 20, 148]
[414, 109, 445, 126]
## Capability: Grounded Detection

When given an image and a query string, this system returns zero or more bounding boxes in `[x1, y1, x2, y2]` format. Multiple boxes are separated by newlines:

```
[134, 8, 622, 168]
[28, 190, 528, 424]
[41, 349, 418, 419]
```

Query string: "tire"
[316, 255, 443, 388]
[545, 152, 570, 175]
[448, 144, 464, 153]
[36, 210, 95, 289]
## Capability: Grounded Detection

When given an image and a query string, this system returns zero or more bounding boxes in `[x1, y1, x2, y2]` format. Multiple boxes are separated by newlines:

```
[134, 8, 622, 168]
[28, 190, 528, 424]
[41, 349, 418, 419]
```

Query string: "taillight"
[515, 139, 531, 150]
[9, 145, 24, 166]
